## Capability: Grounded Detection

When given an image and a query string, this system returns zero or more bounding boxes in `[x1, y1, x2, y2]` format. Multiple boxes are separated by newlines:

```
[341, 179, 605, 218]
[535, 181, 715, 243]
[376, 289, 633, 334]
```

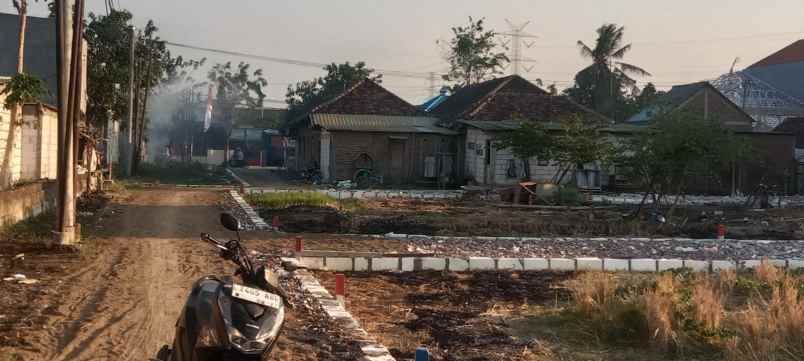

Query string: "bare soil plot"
[315, 269, 804, 361]
[254, 197, 804, 240]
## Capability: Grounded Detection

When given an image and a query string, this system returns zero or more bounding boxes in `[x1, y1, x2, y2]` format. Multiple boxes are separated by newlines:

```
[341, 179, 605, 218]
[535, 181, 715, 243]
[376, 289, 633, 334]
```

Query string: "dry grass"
[727, 277, 804, 361]
[692, 274, 726, 333]
[566, 272, 618, 317]
[640, 273, 680, 352]
[754, 258, 783, 285]
[565, 268, 804, 360]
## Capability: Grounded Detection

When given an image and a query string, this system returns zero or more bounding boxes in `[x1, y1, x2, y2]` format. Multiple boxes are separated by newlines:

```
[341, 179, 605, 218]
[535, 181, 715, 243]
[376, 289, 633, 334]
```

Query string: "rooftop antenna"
[729, 57, 741, 74]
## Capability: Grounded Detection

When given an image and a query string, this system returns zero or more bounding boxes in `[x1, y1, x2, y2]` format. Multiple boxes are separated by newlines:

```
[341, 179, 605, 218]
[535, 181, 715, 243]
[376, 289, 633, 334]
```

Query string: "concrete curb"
[591, 193, 804, 208]
[293, 255, 802, 273]
[228, 190, 273, 231]
[226, 168, 251, 187]
[291, 268, 396, 361]
[342, 232, 804, 245]
[247, 187, 464, 200]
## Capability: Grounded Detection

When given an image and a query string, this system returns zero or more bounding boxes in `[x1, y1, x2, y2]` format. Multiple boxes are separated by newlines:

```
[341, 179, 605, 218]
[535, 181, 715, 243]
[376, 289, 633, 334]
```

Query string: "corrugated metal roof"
[311, 114, 458, 135]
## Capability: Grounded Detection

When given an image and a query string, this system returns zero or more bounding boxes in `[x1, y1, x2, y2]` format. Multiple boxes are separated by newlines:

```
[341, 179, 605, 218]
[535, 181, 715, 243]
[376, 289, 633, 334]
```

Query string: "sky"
[3, 0, 804, 107]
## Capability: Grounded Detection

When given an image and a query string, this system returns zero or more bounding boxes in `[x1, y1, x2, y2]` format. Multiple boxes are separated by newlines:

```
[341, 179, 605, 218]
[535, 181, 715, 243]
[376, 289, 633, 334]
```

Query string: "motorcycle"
[155, 213, 287, 361]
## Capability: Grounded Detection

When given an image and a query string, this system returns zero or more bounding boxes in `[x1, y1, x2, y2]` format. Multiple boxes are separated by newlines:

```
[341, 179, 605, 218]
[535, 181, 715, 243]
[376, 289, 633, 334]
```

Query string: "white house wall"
[0, 94, 22, 187]
[465, 128, 561, 187]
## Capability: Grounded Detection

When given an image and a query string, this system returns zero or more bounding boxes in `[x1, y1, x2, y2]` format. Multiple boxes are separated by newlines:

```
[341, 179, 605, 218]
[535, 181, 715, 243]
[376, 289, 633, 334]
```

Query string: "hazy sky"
[4, 0, 804, 106]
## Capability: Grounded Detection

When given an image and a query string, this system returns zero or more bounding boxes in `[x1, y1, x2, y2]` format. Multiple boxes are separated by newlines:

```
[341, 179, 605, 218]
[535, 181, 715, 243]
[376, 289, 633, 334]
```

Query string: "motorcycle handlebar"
[200, 233, 229, 251]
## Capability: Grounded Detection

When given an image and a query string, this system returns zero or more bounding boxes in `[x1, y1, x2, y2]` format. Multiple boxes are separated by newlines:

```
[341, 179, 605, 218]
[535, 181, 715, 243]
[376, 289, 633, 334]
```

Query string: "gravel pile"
[406, 237, 804, 260]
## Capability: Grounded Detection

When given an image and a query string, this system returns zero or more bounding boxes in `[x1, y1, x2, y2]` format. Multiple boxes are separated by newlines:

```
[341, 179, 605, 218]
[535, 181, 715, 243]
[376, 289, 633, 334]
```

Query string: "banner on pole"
[204, 84, 214, 131]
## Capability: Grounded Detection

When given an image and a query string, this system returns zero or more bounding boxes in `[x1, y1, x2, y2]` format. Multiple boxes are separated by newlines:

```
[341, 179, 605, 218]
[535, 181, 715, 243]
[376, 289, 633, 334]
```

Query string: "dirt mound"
[355, 215, 436, 235]
[261, 206, 350, 233]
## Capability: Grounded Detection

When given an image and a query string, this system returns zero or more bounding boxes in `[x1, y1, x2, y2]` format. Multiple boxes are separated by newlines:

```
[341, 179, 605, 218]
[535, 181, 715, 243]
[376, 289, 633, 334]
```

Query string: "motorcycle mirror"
[220, 213, 241, 232]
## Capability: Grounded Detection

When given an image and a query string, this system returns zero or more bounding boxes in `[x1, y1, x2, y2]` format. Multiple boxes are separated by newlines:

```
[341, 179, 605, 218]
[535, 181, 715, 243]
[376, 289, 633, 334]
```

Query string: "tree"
[569, 24, 651, 120]
[496, 115, 614, 184]
[207, 62, 268, 125]
[1, 73, 46, 111]
[618, 112, 750, 213]
[284, 61, 379, 123]
[1, 0, 44, 188]
[441, 17, 509, 88]
[86, 10, 199, 173]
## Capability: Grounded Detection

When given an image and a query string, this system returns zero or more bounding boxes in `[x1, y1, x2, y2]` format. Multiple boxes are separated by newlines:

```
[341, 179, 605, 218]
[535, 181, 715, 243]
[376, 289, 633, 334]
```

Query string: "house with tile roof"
[629, 81, 798, 195]
[712, 40, 804, 130]
[286, 79, 459, 185]
[425, 75, 615, 188]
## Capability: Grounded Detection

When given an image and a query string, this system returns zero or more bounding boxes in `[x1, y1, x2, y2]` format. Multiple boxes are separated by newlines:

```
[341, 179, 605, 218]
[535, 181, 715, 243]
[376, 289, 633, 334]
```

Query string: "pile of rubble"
[403, 235, 804, 260]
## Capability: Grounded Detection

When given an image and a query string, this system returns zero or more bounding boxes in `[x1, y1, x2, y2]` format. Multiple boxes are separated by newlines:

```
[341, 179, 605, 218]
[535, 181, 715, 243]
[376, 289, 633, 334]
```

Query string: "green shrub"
[247, 192, 337, 209]
[555, 185, 582, 205]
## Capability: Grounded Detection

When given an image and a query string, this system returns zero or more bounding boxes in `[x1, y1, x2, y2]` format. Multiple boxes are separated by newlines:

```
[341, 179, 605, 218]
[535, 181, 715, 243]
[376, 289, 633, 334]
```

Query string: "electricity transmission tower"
[497, 19, 539, 76]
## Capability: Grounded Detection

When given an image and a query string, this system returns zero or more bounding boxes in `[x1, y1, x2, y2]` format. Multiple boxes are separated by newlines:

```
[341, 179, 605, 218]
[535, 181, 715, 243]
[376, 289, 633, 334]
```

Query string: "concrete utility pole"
[55, 0, 82, 245]
[123, 25, 136, 177]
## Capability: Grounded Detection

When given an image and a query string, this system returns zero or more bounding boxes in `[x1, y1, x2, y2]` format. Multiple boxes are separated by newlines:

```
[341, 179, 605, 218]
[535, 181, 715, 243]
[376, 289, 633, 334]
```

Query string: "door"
[388, 139, 405, 185]
[20, 122, 40, 181]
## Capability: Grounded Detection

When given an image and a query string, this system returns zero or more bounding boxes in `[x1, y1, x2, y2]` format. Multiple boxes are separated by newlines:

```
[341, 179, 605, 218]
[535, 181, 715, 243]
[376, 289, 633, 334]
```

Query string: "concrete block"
[549, 258, 576, 271]
[658, 259, 684, 272]
[401, 258, 415, 272]
[631, 259, 658, 272]
[474, 236, 497, 242]
[742, 260, 762, 269]
[448, 258, 469, 272]
[407, 234, 432, 241]
[789, 259, 804, 270]
[769, 259, 788, 268]
[469, 257, 496, 271]
[712, 260, 736, 272]
[299, 257, 325, 270]
[683, 260, 710, 272]
[576, 257, 603, 271]
[325, 257, 353, 272]
[497, 258, 523, 270]
[523, 258, 549, 271]
[603, 259, 629, 272]
[371, 257, 400, 271]
[354, 258, 370, 271]
[415, 257, 446, 271]
[496, 237, 520, 242]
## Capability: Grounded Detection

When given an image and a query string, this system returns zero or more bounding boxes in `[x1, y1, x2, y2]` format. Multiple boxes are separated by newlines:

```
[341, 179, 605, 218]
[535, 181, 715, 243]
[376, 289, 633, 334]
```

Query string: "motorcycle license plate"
[231, 284, 282, 309]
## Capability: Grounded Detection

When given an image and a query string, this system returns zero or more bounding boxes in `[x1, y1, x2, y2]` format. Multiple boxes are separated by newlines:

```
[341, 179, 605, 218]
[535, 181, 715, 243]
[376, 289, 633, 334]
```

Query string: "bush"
[247, 192, 337, 209]
[555, 186, 582, 205]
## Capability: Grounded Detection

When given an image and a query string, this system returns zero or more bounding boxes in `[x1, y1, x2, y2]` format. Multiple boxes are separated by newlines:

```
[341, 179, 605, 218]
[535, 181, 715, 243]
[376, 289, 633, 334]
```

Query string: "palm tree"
[576, 24, 651, 118]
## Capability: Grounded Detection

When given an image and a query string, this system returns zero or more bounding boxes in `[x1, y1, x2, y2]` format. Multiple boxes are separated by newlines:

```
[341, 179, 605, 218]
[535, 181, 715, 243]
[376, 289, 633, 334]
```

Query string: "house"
[712, 40, 804, 130]
[426, 75, 610, 188]
[286, 79, 459, 185]
[0, 13, 89, 188]
[629, 82, 754, 131]
[773, 117, 804, 192]
[630, 81, 798, 194]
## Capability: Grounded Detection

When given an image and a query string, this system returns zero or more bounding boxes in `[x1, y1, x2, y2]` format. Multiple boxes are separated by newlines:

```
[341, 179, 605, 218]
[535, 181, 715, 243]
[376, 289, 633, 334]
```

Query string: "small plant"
[555, 186, 582, 206]
[247, 192, 337, 210]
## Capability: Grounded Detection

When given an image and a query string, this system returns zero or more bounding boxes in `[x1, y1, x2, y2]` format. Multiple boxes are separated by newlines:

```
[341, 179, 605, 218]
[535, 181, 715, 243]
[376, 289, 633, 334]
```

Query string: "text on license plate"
[231, 284, 282, 309]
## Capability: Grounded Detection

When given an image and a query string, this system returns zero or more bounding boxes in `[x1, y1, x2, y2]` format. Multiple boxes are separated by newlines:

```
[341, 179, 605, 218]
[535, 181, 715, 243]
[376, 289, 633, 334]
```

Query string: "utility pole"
[428, 72, 437, 98]
[55, 0, 83, 245]
[123, 25, 136, 177]
[497, 19, 539, 76]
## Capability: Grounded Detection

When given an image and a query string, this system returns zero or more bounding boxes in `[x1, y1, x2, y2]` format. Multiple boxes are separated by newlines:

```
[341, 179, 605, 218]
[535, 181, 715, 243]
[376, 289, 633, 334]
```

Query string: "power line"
[529, 31, 804, 49]
[165, 41, 442, 80]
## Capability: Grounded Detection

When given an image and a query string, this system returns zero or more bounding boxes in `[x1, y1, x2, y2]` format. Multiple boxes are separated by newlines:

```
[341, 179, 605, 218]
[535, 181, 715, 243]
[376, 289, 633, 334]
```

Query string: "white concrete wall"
[0, 92, 22, 187]
[465, 128, 560, 187]
[40, 109, 58, 180]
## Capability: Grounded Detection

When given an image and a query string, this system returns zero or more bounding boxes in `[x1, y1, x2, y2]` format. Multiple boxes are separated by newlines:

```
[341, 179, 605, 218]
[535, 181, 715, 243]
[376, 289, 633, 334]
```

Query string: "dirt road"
[2, 189, 331, 361]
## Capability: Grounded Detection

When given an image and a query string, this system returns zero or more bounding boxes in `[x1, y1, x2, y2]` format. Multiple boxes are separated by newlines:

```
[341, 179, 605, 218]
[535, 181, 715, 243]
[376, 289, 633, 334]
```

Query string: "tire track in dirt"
[35, 189, 229, 361]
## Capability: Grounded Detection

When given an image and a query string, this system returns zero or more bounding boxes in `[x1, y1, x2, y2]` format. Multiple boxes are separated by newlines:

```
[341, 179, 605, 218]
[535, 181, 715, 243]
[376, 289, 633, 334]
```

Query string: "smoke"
[144, 73, 205, 162]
